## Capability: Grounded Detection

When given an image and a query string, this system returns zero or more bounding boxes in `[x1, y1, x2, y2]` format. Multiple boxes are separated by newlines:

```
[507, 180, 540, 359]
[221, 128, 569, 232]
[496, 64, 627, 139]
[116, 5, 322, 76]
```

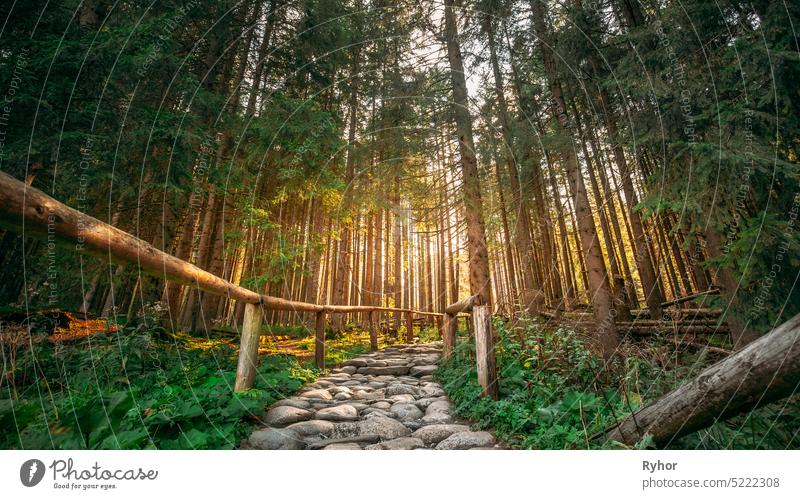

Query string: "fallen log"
[660, 288, 719, 307]
[564, 321, 727, 335]
[602, 313, 800, 446]
[624, 326, 728, 335]
[678, 341, 732, 356]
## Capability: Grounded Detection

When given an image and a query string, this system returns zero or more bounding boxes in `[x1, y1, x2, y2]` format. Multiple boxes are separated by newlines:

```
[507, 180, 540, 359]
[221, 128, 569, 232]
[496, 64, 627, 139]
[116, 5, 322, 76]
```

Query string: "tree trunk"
[444, 0, 498, 399]
[605, 313, 800, 446]
[484, 15, 536, 295]
[530, 0, 619, 357]
[332, 46, 361, 331]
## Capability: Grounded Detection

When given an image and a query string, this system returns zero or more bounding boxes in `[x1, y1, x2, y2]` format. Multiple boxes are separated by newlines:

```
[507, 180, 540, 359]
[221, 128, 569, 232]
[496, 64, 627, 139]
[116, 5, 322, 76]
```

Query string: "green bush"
[436, 317, 800, 449]
[0, 320, 318, 449]
[436, 318, 629, 449]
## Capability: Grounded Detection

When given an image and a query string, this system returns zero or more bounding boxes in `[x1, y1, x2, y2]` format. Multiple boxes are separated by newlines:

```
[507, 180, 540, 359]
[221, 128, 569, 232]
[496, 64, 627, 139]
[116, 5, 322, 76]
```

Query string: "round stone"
[300, 389, 333, 400]
[390, 402, 424, 422]
[435, 431, 495, 450]
[412, 424, 471, 445]
[385, 384, 418, 397]
[389, 394, 416, 403]
[247, 428, 306, 450]
[323, 443, 362, 450]
[418, 385, 445, 397]
[286, 420, 335, 439]
[316, 404, 359, 422]
[358, 414, 412, 440]
[410, 365, 438, 377]
[374, 437, 425, 450]
[270, 398, 312, 410]
[263, 405, 314, 427]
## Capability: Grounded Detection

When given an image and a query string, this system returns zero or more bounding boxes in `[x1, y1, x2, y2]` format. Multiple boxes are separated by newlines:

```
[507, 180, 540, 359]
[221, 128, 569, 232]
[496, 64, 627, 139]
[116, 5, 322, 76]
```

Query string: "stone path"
[242, 342, 499, 450]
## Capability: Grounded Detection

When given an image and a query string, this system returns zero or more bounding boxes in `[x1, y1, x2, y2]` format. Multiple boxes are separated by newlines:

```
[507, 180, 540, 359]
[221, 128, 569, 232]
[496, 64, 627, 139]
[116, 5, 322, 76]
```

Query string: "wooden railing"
[0, 171, 444, 392]
[443, 295, 499, 400]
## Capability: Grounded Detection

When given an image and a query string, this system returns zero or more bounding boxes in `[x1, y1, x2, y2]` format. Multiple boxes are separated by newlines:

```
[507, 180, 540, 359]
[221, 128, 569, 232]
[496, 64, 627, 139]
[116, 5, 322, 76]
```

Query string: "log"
[0, 171, 450, 391]
[445, 295, 475, 315]
[625, 326, 727, 335]
[473, 304, 499, 400]
[234, 303, 263, 392]
[632, 308, 722, 319]
[0, 171, 447, 316]
[323, 304, 442, 317]
[0, 171, 265, 305]
[314, 311, 326, 369]
[406, 311, 414, 343]
[660, 288, 719, 307]
[604, 313, 800, 446]
[678, 341, 732, 356]
[442, 313, 457, 359]
[566, 320, 727, 335]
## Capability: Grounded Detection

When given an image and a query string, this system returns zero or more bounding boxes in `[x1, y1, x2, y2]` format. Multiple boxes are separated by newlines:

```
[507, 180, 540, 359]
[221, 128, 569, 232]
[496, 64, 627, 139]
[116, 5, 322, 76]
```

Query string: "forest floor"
[4, 308, 797, 450]
[243, 342, 502, 450]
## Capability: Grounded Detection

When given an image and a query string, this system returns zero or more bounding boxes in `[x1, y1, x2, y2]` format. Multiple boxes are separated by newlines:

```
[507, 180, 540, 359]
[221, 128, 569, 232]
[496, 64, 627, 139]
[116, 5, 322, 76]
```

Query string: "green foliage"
[670, 394, 800, 450]
[417, 324, 440, 343]
[0, 320, 318, 449]
[436, 317, 799, 449]
[436, 318, 631, 449]
[325, 345, 368, 366]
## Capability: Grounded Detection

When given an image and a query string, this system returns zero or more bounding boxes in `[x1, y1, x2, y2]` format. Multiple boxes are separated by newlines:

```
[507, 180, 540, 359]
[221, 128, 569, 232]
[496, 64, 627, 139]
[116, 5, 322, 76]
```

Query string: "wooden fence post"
[315, 311, 326, 369]
[369, 310, 378, 351]
[442, 313, 457, 359]
[436, 315, 443, 340]
[234, 302, 263, 392]
[406, 311, 414, 343]
[473, 304, 499, 400]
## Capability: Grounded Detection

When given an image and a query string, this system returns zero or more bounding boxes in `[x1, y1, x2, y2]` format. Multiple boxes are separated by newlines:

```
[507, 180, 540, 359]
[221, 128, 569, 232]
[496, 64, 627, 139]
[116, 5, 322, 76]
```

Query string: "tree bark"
[530, 0, 619, 357]
[444, 0, 499, 398]
[605, 313, 800, 446]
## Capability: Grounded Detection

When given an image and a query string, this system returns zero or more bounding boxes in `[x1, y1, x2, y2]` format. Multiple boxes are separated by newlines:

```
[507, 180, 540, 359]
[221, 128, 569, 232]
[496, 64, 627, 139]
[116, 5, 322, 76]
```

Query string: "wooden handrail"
[443, 295, 499, 399]
[445, 295, 476, 314]
[0, 171, 445, 390]
[0, 172, 266, 305]
[0, 171, 442, 315]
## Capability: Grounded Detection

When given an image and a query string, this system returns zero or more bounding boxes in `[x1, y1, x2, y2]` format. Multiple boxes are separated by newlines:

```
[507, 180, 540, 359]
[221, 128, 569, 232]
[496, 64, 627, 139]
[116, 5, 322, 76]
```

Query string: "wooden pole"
[369, 310, 378, 351]
[234, 303, 263, 392]
[315, 311, 326, 369]
[406, 311, 414, 343]
[443, 313, 457, 359]
[473, 304, 499, 399]
[436, 315, 443, 340]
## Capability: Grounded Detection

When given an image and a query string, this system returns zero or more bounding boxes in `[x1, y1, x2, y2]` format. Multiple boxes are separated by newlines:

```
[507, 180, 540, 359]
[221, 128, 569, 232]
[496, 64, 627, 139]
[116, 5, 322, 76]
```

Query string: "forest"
[0, 0, 798, 451]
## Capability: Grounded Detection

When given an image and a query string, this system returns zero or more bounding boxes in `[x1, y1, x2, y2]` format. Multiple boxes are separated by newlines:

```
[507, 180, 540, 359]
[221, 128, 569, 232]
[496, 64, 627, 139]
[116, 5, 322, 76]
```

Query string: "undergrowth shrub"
[437, 318, 630, 449]
[436, 316, 799, 449]
[0, 316, 318, 449]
